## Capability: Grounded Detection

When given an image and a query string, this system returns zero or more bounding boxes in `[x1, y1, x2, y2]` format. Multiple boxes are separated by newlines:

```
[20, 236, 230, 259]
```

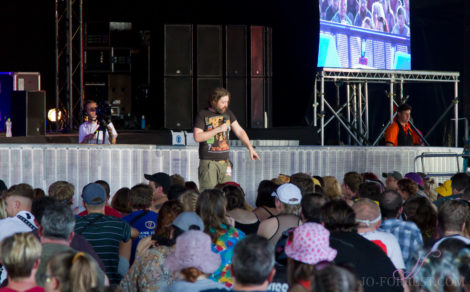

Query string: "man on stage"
[79, 100, 118, 144]
[384, 103, 421, 146]
[193, 87, 260, 191]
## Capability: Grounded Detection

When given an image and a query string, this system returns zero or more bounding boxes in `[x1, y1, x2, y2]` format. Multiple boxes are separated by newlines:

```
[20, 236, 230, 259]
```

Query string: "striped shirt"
[75, 213, 131, 284]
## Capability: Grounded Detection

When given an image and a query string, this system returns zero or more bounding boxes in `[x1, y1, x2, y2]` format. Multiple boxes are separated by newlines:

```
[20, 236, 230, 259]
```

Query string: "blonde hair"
[0, 233, 42, 280]
[322, 176, 342, 200]
[179, 190, 199, 212]
[0, 197, 7, 219]
[48, 181, 75, 203]
[47, 250, 99, 292]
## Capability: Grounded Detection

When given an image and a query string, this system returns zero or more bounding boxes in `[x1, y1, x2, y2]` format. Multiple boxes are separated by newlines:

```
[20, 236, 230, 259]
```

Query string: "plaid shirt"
[379, 219, 423, 271]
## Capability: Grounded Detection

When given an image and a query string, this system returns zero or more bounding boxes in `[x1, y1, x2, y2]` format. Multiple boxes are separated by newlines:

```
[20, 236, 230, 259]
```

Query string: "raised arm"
[231, 121, 260, 160]
[193, 123, 228, 143]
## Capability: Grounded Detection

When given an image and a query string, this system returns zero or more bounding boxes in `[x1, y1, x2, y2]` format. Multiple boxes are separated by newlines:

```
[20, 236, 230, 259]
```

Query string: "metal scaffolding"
[314, 68, 460, 146]
[55, 0, 83, 131]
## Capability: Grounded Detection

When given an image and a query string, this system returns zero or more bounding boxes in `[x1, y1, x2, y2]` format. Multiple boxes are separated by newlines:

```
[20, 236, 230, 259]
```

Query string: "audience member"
[222, 184, 259, 234]
[45, 251, 100, 292]
[204, 235, 276, 292]
[396, 178, 418, 201]
[321, 200, 402, 292]
[357, 181, 382, 201]
[391, 6, 410, 36]
[354, 0, 372, 27]
[301, 192, 329, 223]
[290, 173, 314, 196]
[285, 223, 337, 292]
[162, 230, 226, 292]
[48, 181, 75, 213]
[178, 190, 199, 212]
[184, 181, 199, 193]
[434, 173, 470, 206]
[167, 185, 187, 201]
[74, 183, 131, 285]
[378, 190, 423, 271]
[253, 180, 279, 221]
[122, 184, 158, 265]
[257, 183, 301, 245]
[431, 200, 470, 251]
[322, 176, 342, 200]
[110, 187, 132, 217]
[170, 174, 185, 187]
[382, 171, 402, 191]
[314, 265, 363, 292]
[353, 198, 407, 288]
[35, 201, 106, 287]
[325, 0, 340, 21]
[341, 172, 363, 206]
[120, 204, 192, 292]
[371, 1, 388, 32]
[331, 0, 352, 25]
[197, 189, 245, 288]
[145, 172, 172, 212]
[78, 180, 122, 218]
[32, 188, 45, 201]
[0, 233, 42, 292]
[403, 195, 437, 247]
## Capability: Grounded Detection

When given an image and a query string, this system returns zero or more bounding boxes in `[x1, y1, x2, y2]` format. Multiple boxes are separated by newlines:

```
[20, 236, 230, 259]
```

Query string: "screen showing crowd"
[317, 0, 411, 70]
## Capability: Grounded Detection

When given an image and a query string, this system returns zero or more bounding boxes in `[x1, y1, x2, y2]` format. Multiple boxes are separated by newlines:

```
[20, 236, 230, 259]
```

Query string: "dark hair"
[451, 173, 470, 193]
[255, 180, 278, 208]
[152, 200, 183, 244]
[130, 184, 153, 209]
[94, 180, 110, 198]
[33, 188, 45, 200]
[397, 103, 411, 112]
[321, 200, 357, 232]
[110, 187, 132, 214]
[343, 172, 363, 194]
[208, 87, 230, 107]
[290, 173, 314, 195]
[438, 238, 468, 256]
[301, 192, 329, 222]
[358, 182, 382, 201]
[379, 190, 403, 219]
[222, 185, 246, 211]
[361, 172, 379, 181]
[232, 235, 275, 285]
[403, 196, 437, 239]
[167, 184, 187, 201]
[31, 196, 59, 224]
[397, 178, 418, 199]
[184, 181, 199, 193]
[287, 258, 315, 287]
[438, 200, 469, 233]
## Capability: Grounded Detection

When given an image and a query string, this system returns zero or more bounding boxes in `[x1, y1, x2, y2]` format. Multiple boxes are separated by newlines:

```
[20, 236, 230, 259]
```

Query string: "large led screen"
[318, 0, 411, 70]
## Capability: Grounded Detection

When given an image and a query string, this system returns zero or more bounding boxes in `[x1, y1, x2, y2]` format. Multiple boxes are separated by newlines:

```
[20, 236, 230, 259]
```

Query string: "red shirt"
[78, 205, 122, 218]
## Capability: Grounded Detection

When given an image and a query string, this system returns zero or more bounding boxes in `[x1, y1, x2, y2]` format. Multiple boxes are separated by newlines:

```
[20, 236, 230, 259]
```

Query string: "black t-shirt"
[194, 108, 237, 161]
[330, 231, 403, 292]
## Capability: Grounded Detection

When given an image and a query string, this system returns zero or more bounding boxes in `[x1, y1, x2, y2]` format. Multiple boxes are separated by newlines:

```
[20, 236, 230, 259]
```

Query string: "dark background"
[0, 0, 468, 145]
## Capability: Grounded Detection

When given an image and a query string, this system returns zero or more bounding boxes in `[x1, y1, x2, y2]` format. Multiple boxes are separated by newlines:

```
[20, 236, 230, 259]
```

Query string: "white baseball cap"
[271, 183, 302, 205]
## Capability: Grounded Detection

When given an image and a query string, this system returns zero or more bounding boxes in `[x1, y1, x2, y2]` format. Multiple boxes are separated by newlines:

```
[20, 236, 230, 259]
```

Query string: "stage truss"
[314, 68, 460, 146]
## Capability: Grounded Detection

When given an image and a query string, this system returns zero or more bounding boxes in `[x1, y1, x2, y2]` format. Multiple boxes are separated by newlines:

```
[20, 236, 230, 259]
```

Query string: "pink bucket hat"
[164, 230, 221, 274]
[285, 222, 337, 265]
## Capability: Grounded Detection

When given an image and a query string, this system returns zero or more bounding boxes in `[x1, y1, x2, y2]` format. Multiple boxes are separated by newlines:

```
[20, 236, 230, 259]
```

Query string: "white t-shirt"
[78, 121, 118, 144]
[0, 211, 38, 283]
[360, 230, 406, 270]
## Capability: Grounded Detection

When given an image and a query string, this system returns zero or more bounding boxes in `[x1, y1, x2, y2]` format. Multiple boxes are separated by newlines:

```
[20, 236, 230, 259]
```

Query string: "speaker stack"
[163, 24, 272, 130]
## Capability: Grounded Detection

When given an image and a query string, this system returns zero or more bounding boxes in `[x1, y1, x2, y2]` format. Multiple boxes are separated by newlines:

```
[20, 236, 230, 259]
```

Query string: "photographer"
[79, 100, 118, 144]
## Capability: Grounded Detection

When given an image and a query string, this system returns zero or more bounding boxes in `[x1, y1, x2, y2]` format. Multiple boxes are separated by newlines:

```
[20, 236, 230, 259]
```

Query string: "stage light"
[47, 108, 62, 122]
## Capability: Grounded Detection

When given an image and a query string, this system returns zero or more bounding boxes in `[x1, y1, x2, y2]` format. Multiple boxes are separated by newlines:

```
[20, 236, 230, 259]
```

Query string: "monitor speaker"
[10, 91, 45, 136]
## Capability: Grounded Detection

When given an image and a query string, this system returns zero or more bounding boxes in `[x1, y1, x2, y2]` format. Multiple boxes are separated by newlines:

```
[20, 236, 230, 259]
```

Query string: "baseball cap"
[144, 172, 171, 192]
[172, 212, 205, 232]
[382, 171, 403, 181]
[405, 172, 424, 187]
[271, 183, 302, 205]
[82, 183, 106, 205]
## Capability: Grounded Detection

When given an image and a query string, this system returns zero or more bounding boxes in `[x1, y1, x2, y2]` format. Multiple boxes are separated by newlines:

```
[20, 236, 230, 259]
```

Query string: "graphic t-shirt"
[123, 210, 158, 264]
[194, 108, 237, 161]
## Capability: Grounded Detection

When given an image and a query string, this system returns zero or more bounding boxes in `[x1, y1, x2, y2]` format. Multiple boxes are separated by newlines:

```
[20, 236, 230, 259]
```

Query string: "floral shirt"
[209, 224, 245, 288]
[120, 245, 176, 292]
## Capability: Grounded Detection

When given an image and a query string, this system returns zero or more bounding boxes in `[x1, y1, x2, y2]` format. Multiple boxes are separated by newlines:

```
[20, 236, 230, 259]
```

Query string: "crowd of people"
[0, 168, 470, 291]
[320, 0, 410, 36]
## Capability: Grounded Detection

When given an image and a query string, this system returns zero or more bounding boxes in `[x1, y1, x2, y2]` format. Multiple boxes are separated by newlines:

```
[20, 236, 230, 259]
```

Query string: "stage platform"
[0, 139, 464, 206]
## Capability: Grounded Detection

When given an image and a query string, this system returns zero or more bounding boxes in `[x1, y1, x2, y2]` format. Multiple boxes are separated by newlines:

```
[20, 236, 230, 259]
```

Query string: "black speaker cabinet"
[10, 91, 45, 136]
[164, 77, 193, 129]
[196, 78, 223, 111]
[226, 77, 247, 128]
[164, 25, 193, 76]
[196, 25, 222, 76]
[108, 74, 132, 116]
[226, 25, 247, 77]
